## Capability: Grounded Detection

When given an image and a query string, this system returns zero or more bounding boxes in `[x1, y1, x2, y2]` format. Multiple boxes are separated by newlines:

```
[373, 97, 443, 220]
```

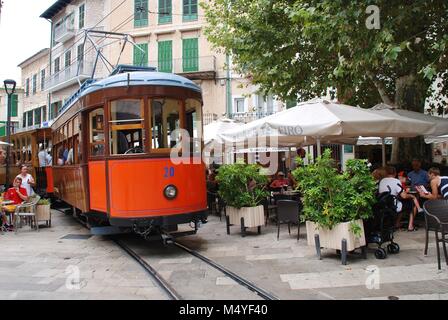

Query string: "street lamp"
[3, 79, 16, 188]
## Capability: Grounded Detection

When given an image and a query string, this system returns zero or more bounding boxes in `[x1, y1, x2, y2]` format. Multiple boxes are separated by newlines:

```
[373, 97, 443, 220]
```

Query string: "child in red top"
[1, 177, 28, 230]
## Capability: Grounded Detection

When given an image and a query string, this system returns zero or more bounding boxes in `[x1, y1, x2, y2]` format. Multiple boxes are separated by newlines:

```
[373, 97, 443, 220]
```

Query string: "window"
[109, 99, 144, 155]
[235, 98, 245, 113]
[32, 74, 37, 94]
[34, 108, 42, 125]
[158, 40, 172, 73]
[54, 57, 60, 73]
[158, 0, 172, 24]
[133, 43, 148, 67]
[151, 99, 181, 150]
[65, 50, 71, 69]
[79, 4, 85, 29]
[27, 111, 33, 127]
[41, 69, 46, 91]
[182, 38, 198, 72]
[89, 108, 105, 156]
[22, 113, 26, 128]
[25, 78, 30, 97]
[134, 0, 148, 27]
[77, 44, 84, 72]
[42, 106, 47, 122]
[11, 94, 18, 117]
[183, 0, 198, 21]
[50, 101, 61, 119]
[185, 99, 202, 155]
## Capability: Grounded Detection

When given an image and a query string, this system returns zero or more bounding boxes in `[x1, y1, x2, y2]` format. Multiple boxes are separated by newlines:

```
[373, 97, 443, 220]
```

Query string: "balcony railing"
[54, 13, 75, 43]
[203, 113, 218, 125]
[44, 60, 94, 92]
[228, 111, 276, 123]
[142, 56, 216, 80]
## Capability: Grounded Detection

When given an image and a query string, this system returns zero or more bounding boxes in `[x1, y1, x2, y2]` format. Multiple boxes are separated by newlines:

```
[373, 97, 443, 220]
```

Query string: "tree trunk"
[390, 75, 432, 165]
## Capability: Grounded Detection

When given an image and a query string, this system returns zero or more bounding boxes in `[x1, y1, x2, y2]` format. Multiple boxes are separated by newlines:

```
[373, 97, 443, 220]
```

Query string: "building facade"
[0, 87, 23, 136]
[40, 0, 111, 120]
[39, 0, 285, 124]
[18, 48, 50, 131]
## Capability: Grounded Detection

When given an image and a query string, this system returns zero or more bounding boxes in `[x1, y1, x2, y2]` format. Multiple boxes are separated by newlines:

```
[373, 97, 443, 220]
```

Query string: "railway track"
[54, 206, 278, 300]
[113, 236, 279, 300]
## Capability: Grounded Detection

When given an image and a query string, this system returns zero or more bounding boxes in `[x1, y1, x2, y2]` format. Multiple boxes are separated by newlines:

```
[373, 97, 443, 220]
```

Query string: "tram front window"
[110, 99, 144, 155]
[151, 99, 181, 150]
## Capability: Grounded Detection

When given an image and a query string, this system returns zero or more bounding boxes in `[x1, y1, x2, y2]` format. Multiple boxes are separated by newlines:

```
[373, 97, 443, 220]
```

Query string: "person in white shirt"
[38, 145, 48, 167]
[16, 165, 35, 197]
[378, 166, 419, 231]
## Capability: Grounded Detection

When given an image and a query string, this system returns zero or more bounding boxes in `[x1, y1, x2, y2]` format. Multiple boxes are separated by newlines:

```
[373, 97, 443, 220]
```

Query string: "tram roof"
[80, 71, 202, 97]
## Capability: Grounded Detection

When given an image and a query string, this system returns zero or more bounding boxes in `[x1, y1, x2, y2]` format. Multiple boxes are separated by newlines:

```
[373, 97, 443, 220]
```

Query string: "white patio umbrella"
[204, 118, 244, 146]
[218, 98, 436, 159]
[354, 104, 448, 165]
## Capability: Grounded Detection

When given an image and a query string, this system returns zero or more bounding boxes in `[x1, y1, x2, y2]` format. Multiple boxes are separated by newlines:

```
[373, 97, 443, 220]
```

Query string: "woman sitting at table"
[270, 171, 289, 189]
[1, 177, 28, 231]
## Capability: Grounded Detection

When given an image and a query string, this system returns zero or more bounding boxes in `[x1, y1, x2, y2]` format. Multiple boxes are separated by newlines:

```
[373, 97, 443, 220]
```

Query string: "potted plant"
[216, 161, 269, 236]
[36, 198, 52, 227]
[293, 149, 376, 255]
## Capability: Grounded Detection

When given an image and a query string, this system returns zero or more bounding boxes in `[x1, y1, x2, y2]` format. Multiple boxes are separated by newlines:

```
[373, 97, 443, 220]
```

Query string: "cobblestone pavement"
[175, 213, 448, 300]
[0, 211, 167, 300]
[1, 210, 447, 300]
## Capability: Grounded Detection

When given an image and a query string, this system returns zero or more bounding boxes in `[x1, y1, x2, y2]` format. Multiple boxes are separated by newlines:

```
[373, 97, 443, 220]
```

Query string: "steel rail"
[113, 238, 182, 301]
[173, 241, 279, 301]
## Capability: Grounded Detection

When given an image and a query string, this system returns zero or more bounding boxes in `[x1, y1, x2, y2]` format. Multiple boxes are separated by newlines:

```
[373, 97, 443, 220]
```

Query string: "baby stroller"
[365, 188, 400, 259]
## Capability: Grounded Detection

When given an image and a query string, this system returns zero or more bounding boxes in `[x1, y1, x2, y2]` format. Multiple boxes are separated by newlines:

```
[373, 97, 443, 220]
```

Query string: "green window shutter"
[79, 4, 85, 29]
[158, 0, 172, 24]
[133, 43, 148, 67]
[134, 0, 148, 28]
[34, 108, 41, 125]
[27, 110, 33, 126]
[0, 121, 5, 137]
[22, 113, 26, 128]
[158, 41, 172, 73]
[183, 0, 198, 21]
[182, 38, 198, 72]
[11, 94, 18, 117]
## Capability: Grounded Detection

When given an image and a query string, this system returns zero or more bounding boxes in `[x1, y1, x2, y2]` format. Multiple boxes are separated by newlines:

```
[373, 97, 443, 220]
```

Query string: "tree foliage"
[293, 149, 377, 236]
[203, 0, 448, 111]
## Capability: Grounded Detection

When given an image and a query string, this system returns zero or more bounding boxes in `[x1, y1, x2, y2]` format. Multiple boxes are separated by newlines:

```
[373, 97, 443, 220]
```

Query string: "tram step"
[90, 226, 126, 235]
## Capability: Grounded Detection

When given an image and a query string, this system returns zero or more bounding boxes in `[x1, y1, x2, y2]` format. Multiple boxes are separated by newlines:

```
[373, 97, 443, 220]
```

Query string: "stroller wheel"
[374, 248, 387, 259]
[387, 243, 400, 254]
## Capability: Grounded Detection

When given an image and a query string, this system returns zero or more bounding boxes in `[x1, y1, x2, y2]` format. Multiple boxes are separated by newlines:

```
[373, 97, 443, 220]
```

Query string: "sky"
[0, 0, 56, 86]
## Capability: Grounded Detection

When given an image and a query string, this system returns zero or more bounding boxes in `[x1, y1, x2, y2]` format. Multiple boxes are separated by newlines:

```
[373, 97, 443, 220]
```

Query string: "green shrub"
[216, 161, 269, 208]
[38, 198, 51, 205]
[293, 149, 376, 236]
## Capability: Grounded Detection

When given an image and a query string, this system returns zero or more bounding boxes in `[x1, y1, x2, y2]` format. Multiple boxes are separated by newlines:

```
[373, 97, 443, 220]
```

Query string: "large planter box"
[36, 204, 51, 225]
[226, 205, 265, 228]
[306, 219, 365, 251]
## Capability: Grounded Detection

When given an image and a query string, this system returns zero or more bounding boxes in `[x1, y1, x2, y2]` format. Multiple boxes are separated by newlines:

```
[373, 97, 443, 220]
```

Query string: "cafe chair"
[14, 195, 41, 234]
[423, 200, 448, 270]
[276, 200, 301, 241]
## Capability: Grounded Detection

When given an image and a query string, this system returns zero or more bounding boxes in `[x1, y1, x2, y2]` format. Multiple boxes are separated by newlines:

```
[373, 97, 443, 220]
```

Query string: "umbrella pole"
[381, 138, 386, 167]
[316, 137, 321, 157]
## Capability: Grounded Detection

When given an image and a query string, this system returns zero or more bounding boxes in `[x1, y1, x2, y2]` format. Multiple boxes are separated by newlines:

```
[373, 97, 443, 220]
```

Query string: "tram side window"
[185, 99, 202, 155]
[89, 108, 105, 156]
[151, 99, 181, 150]
[109, 99, 144, 155]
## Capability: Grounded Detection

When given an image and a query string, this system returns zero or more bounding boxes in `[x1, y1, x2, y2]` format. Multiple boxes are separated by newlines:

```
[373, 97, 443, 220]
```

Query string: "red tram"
[4, 66, 208, 236]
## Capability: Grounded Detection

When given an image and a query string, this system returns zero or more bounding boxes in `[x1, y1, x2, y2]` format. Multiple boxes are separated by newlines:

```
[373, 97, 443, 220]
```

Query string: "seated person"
[270, 171, 289, 189]
[379, 166, 421, 231]
[419, 167, 448, 200]
[408, 159, 429, 190]
[1, 177, 28, 230]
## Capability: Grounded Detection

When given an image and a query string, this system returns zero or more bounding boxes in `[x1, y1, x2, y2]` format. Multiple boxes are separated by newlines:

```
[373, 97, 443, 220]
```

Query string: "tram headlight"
[164, 185, 178, 200]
